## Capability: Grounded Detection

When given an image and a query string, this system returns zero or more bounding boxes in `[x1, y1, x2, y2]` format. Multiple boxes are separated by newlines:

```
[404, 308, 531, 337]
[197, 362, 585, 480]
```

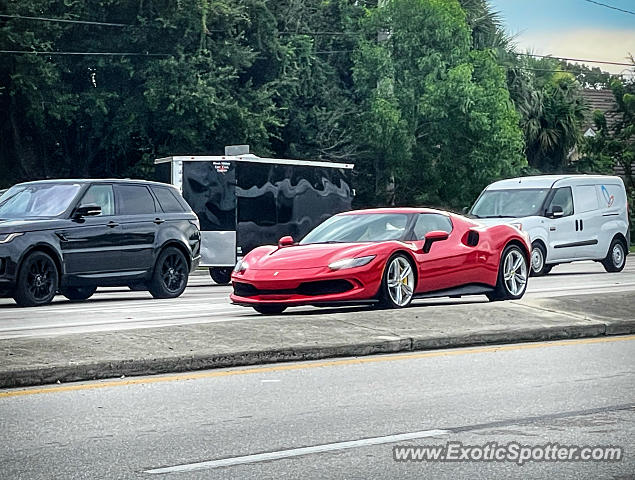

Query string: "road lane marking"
[1, 335, 633, 399]
[145, 403, 635, 473]
[145, 429, 451, 473]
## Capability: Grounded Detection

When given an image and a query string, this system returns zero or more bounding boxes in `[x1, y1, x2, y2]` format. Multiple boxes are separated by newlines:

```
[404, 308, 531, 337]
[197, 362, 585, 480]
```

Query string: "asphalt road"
[0, 259, 634, 339]
[1, 335, 633, 479]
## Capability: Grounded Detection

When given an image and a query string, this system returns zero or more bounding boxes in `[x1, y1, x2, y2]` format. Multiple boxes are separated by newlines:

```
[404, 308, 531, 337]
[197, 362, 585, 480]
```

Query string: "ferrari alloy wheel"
[380, 254, 415, 308]
[487, 245, 528, 302]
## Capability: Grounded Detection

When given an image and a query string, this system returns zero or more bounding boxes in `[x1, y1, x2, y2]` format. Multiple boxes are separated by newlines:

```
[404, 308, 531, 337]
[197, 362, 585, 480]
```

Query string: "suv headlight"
[328, 255, 376, 271]
[0, 233, 23, 244]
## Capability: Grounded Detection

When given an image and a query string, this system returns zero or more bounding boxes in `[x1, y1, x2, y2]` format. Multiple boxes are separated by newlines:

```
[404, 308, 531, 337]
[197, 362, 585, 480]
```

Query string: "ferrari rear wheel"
[487, 245, 528, 302]
[253, 305, 287, 315]
[379, 254, 415, 308]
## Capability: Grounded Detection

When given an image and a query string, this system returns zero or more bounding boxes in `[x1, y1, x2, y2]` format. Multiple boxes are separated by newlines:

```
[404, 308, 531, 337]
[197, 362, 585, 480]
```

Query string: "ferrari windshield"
[471, 188, 550, 218]
[0, 183, 82, 219]
[300, 213, 409, 244]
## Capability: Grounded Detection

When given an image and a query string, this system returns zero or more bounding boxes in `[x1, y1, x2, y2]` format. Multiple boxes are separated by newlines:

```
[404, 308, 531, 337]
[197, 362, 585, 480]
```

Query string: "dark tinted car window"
[413, 214, 452, 239]
[153, 187, 186, 213]
[80, 184, 115, 216]
[116, 185, 156, 215]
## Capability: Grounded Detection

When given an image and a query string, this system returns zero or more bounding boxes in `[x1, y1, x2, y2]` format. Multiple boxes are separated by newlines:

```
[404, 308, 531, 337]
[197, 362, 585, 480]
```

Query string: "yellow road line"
[1, 335, 634, 399]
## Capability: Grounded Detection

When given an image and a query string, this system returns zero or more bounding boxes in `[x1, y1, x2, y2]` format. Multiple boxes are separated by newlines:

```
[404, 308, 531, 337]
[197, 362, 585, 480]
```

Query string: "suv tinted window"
[413, 214, 453, 239]
[79, 184, 115, 216]
[548, 187, 574, 217]
[116, 185, 156, 215]
[153, 187, 186, 213]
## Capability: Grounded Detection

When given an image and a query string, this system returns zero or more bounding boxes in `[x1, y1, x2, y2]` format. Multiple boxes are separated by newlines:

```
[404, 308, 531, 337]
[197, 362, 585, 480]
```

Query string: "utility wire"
[581, 0, 635, 15]
[0, 50, 168, 56]
[0, 14, 131, 27]
[517, 53, 633, 67]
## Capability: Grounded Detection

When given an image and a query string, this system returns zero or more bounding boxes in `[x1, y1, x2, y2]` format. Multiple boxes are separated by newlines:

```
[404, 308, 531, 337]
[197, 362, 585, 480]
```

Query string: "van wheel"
[149, 247, 189, 298]
[530, 243, 550, 276]
[14, 251, 59, 307]
[601, 238, 626, 273]
[487, 245, 528, 301]
[61, 286, 97, 301]
[210, 267, 232, 285]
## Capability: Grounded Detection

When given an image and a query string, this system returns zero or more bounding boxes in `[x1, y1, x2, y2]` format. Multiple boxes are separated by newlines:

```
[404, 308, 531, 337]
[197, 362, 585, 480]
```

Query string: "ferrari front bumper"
[230, 265, 383, 307]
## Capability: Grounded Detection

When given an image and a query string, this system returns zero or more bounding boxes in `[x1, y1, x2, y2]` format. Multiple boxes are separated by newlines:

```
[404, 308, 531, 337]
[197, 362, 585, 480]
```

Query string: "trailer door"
[181, 160, 237, 267]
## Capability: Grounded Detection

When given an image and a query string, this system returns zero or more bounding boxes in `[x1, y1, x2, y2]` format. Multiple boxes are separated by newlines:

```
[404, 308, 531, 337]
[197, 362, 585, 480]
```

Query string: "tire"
[253, 305, 287, 315]
[13, 251, 59, 307]
[148, 247, 190, 299]
[601, 238, 627, 273]
[378, 254, 415, 309]
[529, 243, 550, 277]
[210, 267, 232, 285]
[61, 286, 97, 301]
[487, 245, 528, 302]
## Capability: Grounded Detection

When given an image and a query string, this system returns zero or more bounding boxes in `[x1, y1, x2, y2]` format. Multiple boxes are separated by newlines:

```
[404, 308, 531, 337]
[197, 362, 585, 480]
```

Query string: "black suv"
[0, 180, 201, 307]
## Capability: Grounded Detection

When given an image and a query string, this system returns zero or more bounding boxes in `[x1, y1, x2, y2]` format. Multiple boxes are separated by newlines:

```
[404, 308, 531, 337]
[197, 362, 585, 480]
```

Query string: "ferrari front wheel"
[487, 245, 528, 302]
[379, 254, 415, 308]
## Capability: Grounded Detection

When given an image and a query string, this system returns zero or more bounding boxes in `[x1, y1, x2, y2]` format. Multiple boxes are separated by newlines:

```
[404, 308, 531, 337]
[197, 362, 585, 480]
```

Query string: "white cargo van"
[469, 175, 629, 275]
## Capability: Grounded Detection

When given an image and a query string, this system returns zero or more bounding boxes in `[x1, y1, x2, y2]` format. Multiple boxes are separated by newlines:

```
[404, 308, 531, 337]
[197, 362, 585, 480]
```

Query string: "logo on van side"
[601, 185, 614, 207]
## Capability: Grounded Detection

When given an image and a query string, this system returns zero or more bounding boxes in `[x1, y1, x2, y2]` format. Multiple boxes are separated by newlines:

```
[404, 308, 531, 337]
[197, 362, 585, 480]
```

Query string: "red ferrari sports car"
[230, 208, 531, 314]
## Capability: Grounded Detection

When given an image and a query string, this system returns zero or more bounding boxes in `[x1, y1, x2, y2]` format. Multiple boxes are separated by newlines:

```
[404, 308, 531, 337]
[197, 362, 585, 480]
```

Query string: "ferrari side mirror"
[422, 230, 449, 253]
[278, 235, 294, 247]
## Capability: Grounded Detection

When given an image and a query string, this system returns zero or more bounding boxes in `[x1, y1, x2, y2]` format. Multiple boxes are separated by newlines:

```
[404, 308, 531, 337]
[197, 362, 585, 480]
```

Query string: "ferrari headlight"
[233, 258, 249, 273]
[328, 255, 376, 271]
[511, 222, 522, 231]
[0, 233, 23, 244]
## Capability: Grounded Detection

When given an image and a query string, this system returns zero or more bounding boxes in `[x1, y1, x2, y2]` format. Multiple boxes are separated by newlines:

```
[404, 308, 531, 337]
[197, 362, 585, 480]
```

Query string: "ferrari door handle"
[154, 218, 166, 225]
[107, 221, 119, 228]
[549, 227, 556, 232]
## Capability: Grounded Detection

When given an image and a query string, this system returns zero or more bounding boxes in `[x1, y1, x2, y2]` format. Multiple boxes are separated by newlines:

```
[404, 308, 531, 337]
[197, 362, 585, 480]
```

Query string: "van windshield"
[471, 188, 550, 218]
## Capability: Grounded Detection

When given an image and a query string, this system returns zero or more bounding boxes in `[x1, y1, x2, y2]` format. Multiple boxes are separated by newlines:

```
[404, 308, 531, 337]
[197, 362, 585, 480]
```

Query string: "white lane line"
[527, 282, 635, 293]
[0, 309, 247, 333]
[145, 429, 450, 474]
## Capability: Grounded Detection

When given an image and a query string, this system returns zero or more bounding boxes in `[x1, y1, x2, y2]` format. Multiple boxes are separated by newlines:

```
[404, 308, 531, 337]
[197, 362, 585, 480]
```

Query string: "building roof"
[582, 89, 621, 134]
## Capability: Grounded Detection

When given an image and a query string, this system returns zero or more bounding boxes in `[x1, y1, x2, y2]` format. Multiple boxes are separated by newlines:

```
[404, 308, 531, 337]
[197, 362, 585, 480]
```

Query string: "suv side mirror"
[74, 204, 101, 219]
[422, 230, 449, 253]
[278, 235, 294, 247]
[547, 205, 564, 219]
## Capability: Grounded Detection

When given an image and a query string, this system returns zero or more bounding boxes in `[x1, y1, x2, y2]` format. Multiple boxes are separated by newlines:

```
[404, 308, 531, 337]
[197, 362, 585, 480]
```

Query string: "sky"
[487, 0, 635, 74]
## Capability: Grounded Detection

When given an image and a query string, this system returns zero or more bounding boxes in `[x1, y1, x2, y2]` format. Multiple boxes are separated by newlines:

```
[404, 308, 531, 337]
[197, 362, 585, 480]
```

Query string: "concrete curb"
[1, 320, 630, 389]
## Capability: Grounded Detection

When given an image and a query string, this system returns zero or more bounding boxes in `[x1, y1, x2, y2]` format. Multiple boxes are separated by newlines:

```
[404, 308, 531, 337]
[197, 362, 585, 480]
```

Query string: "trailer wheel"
[210, 267, 232, 285]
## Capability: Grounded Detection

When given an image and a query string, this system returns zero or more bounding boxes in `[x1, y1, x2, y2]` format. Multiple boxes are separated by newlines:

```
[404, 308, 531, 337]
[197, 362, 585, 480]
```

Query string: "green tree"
[352, 0, 525, 208]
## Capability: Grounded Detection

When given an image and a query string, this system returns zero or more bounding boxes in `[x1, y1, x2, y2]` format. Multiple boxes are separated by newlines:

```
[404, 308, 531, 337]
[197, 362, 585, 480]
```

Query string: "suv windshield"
[300, 213, 409, 244]
[0, 183, 82, 219]
[471, 189, 550, 218]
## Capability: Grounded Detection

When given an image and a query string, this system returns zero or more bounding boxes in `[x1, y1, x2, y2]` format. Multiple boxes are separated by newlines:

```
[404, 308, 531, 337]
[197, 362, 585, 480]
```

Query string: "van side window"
[574, 185, 599, 213]
[548, 187, 574, 217]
